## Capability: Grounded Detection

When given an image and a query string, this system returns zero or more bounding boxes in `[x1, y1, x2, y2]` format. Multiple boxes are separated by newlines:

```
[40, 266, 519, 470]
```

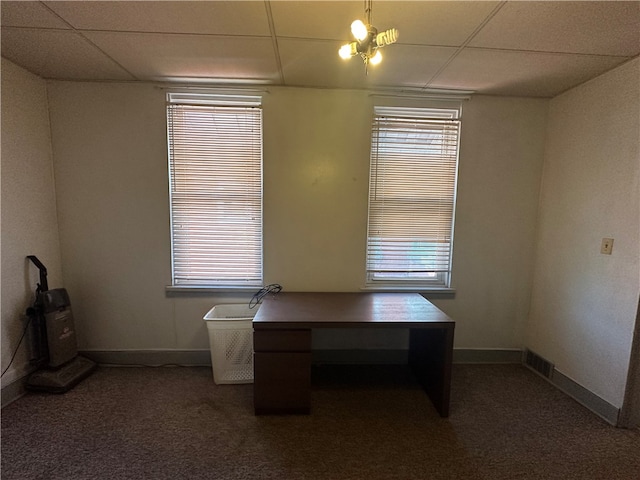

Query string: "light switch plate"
[600, 238, 614, 255]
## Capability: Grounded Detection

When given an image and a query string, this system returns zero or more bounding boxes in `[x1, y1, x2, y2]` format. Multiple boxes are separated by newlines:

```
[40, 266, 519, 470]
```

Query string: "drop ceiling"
[1, 1, 639, 98]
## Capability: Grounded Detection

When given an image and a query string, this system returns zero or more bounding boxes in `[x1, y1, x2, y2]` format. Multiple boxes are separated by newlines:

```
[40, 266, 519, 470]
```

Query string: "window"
[167, 93, 263, 288]
[366, 105, 461, 289]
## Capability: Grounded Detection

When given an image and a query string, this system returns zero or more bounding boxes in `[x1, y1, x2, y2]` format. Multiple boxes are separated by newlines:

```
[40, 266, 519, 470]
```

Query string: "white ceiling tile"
[357, 44, 458, 89]
[0, 28, 136, 81]
[278, 37, 455, 90]
[271, 1, 501, 46]
[278, 37, 370, 89]
[368, 1, 502, 46]
[431, 48, 631, 98]
[1, 1, 71, 29]
[83, 31, 280, 83]
[45, 0, 271, 36]
[271, 1, 370, 41]
[470, 1, 640, 56]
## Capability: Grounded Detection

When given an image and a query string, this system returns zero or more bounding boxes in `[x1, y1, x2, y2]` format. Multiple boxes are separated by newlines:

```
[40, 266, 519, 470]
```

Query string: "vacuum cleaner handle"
[27, 255, 49, 292]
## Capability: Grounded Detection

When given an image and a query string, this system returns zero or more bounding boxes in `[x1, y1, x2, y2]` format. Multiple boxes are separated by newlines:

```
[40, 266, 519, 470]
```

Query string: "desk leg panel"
[409, 327, 454, 417]
[254, 352, 311, 414]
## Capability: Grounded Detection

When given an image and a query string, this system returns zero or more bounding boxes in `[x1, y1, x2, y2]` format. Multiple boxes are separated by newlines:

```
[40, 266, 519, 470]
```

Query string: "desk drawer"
[254, 352, 311, 414]
[254, 329, 311, 352]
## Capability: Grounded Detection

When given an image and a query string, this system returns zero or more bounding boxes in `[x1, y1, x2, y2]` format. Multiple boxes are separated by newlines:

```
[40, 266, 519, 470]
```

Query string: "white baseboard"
[6, 348, 618, 426]
[522, 348, 620, 426]
[550, 369, 620, 426]
[79, 348, 523, 366]
[80, 349, 211, 367]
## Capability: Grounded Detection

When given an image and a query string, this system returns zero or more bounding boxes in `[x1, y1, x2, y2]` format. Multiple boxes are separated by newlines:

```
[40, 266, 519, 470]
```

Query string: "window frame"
[365, 104, 461, 291]
[166, 92, 264, 290]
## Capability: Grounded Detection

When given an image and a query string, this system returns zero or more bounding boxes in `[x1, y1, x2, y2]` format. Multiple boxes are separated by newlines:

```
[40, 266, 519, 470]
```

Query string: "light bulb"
[351, 20, 368, 42]
[339, 43, 356, 59]
[370, 50, 382, 65]
[376, 28, 399, 47]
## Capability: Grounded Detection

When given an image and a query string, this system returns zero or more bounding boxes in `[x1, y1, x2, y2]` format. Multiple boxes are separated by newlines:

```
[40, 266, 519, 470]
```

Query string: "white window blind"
[167, 93, 263, 287]
[366, 106, 461, 288]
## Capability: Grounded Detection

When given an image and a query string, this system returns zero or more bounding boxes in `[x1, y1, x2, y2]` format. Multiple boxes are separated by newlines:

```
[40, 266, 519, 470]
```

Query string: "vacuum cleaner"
[25, 256, 96, 393]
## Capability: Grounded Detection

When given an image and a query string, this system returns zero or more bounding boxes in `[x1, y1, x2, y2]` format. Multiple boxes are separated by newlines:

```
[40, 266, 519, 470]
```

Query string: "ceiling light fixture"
[338, 0, 398, 72]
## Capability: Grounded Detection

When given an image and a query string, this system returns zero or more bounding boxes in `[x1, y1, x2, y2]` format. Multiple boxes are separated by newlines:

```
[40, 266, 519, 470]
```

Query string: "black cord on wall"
[1, 314, 34, 378]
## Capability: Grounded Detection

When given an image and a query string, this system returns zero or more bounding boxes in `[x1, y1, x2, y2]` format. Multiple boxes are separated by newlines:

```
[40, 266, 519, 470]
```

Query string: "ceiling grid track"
[263, 0, 285, 85]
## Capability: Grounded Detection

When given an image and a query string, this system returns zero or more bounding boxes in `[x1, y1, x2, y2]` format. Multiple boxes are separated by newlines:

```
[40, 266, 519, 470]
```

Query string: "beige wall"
[527, 58, 640, 408]
[1, 59, 63, 385]
[262, 88, 371, 291]
[437, 95, 548, 347]
[45, 81, 548, 352]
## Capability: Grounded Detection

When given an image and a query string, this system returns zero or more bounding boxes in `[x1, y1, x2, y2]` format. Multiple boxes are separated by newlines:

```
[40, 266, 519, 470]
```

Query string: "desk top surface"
[253, 292, 454, 329]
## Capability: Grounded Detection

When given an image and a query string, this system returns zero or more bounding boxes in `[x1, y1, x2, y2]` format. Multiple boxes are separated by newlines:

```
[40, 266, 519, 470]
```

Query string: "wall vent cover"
[524, 349, 554, 379]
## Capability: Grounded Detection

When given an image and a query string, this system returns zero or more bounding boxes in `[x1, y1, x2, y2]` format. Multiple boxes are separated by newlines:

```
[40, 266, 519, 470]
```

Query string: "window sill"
[165, 285, 261, 296]
[361, 285, 456, 296]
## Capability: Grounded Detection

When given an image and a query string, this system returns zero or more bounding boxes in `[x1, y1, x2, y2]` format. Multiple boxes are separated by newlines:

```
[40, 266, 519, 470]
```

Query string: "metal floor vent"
[524, 349, 554, 379]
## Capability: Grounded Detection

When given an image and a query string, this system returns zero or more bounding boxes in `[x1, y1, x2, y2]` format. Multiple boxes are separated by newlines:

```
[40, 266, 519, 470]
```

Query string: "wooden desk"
[252, 292, 455, 417]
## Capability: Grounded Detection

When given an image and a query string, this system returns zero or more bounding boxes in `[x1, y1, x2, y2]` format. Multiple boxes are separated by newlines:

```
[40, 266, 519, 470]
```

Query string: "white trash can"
[203, 304, 259, 385]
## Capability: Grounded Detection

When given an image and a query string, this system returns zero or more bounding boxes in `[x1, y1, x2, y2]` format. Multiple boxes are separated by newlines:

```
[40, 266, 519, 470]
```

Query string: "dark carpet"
[2, 364, 639, 479]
